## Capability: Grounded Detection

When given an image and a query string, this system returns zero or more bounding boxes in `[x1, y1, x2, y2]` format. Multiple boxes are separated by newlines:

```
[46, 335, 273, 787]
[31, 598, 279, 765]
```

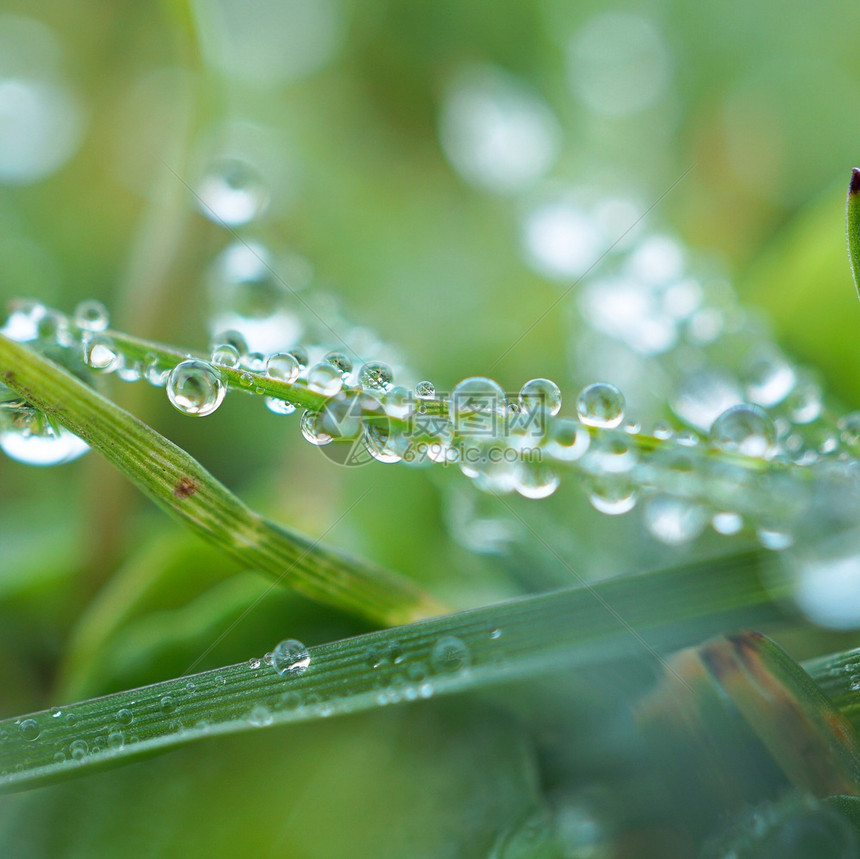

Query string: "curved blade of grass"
[0, 549, 785, 793]
[848, 168, 860, 298]
[0, 333, 444, 626]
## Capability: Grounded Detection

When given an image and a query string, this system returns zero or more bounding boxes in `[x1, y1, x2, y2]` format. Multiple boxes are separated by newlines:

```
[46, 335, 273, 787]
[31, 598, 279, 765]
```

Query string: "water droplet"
[787, 377, 823, 425]
[542, 418, 590, 461]
[586, 477, 638, 515]
[358, 362, 394, 391]
[0, 405, 89, 466]
[166, 360, 226, 417]
[197, 157, 269, 226]
[83, 334, 120, 371]
[416, 380, 435, 399]
[489, 628, 502, 639]
[515, 465, 560, 499]
[50, 707, 62, 719]
[115, 708, 133, 726]
[248, 657, 262, 670]
[74, 299, 109, 332]
[757, 526, 794, 551]
[287, 346, 308, 369]
[450, 377, 507, 433]
[160, 695, 175, 714]
[430, 636, 471, 674]
[582, 431, 637, 474]
[211, 343, 241, 368]
[711, 404, 775, 458]
[244, 352, 266, 372]
[838, 412, 860, 447]
[70, 739, 88, 761]
[653, 422, 674, 440]
[266, 396, 297, 416]
[518, 378, 562, 417]
[745, 353, 796, 407]
[272, 639, 311, 676]
[382, 386, 415, 420]
[300, 410, 333, 445]
[576, 382, 625, 428]
[712, 511, 743, 535]
[18, 718, 39, 741]
[248, 705, 273, 727]
[108, 731, 124, 750]
[266, 351, 300, 384]
[307, 361, 344, 397]
[323, 351, 353, 375]
[643, 495, 707, 546]
[210, 330, 248, 361]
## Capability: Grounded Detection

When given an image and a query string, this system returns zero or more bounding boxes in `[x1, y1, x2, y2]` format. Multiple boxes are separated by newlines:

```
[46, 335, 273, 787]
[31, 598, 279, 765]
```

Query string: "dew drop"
[272, 639, 311, 676]
[266, 397, 296, 415]
[70, 739, 88, 761]
[74, 299, 109, 332]
[307, 362, 344, 397]
[323, 351, 353, 375]
[166, 360, 226, 417]
[358, 361, 394, 391]
[210, 330, 248, 361]
[300, 410, 333, 445]
[643, 495, 707, 546]
[108, 731, 125, 750]
[712, 511, 743, 535]
[519, 378, 562, 417]
[450, 377, 507, 430]
[266, 351, 300, 383]
[745, 354, 796, 407]
[416, 380, 436, 399]
[543, 418, 590, 461]
[160, 695, 175, 714]
[115, 708, 133, 726]
[18, 718, 39, 741]
[287, 346, 308, 369]
[244, 351, 267, 372]
[711, 404, 775, 458]
[211, 343, 241, 368]
[197, 157, 269, 227]
[83, 334, 120, 371]
[787, 378, 823, 425]
[586, 477, 638, 515]
[515, 465, 560, 499]
[0, 408, 89, 466]
[248, 705, 273, 727]
[430, 636, 471, 674]
[248, 657, 262, 670]
[838, 412, 860, 447]
[576, 382, 625, 428]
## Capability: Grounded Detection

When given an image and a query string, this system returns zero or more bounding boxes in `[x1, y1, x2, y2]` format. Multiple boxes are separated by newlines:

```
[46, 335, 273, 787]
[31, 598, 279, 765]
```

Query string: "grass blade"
[0, 550, 784, 793]
[0, 333, 444, 626]
[848, 168, 860, 298]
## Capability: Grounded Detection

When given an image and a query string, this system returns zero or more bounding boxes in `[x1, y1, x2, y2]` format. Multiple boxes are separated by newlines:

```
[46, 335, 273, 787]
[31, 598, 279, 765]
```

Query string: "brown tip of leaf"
[850, 168, 860, 197]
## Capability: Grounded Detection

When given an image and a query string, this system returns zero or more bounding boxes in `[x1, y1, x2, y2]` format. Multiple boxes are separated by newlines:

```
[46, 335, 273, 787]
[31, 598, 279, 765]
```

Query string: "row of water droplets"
[4, 297, 856, 548]
[2, 627, 491, 773]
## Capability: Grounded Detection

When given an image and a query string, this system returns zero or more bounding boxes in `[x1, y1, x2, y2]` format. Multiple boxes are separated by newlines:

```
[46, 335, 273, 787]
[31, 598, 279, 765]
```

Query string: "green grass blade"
[0, 550, 784, 793]
[0, 334, 444, 626]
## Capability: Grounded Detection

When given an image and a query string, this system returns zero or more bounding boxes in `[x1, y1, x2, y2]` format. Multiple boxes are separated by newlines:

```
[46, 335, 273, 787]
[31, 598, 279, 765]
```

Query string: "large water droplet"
[711, 404, 775, 458]
[586, 476, 638, 515]
[167, 360, 226, 417]
[272, 639, 311, 675]
[18, 718, 39, 741]
[0, 399, 89, 466]
[415, 380, 435, 399]
[450, 377, 507, 435]
[300, 410, 332, 445]
[306, 361, 344, 397]
[576, 382, 625, 428]
[519, 377, 562, 417]
[358, 361, 394, 392]
[323, 351, 353, 375]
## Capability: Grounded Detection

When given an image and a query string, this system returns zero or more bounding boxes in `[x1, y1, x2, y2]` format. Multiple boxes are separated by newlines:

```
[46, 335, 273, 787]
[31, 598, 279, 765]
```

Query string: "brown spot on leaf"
[173, 476, 198, 499]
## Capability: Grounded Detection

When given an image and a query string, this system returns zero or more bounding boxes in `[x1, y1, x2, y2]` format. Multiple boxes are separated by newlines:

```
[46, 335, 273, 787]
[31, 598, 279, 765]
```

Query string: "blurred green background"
[3, 0, 860, 855]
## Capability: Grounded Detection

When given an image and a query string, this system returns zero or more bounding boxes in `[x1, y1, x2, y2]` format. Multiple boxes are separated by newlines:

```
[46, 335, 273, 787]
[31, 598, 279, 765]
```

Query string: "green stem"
[0, 549, 783, 793]
[0, 334, 444, 626]
[847, 168, 860, 298]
